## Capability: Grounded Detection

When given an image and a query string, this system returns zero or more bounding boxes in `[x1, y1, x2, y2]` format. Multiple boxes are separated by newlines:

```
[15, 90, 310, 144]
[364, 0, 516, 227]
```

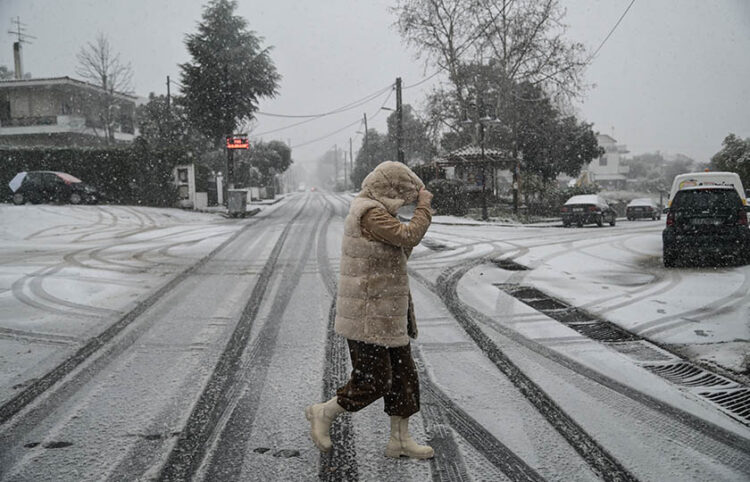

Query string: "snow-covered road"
[0, 194, 748, 481]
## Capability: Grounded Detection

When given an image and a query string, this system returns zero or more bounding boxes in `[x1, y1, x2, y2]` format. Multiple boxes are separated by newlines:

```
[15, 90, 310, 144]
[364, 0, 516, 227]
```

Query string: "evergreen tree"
[180, 0, 280, 146]
[711, 134, 750, 188]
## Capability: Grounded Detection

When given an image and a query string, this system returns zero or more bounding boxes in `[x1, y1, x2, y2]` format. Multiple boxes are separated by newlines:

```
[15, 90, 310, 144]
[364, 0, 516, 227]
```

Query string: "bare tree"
[395, 0, 586, 96]
[76, 33, 134, 143]
[393, 0, 589, 148]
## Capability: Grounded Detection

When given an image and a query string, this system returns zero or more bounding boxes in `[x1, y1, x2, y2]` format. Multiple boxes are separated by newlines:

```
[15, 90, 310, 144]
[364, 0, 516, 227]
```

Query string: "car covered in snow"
[8, 171, 103, 205]
[626, 198, 661, 220]
[662, 185, 750, 267]
[561, 194, 617, 227]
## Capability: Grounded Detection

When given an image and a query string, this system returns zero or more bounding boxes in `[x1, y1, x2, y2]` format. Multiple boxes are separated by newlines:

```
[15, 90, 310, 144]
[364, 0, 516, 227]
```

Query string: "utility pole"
[395, 77, 404, 164]
[334, 144, 338, 190]
[480, 121, 488, 221]
[349, 137, 353, 190]
[363, 113, 370, 169]
[343, 149, 347, 191]
[166, 75, 171, 112]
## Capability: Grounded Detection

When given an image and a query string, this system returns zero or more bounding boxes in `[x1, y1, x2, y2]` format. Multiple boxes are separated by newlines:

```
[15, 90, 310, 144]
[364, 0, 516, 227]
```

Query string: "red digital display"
[226, 136, 249, 149]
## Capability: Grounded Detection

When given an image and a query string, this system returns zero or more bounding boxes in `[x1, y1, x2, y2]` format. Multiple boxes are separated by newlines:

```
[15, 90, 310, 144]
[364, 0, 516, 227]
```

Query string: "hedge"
[428, 178, 468, 216]
[0, 145, 180, 206]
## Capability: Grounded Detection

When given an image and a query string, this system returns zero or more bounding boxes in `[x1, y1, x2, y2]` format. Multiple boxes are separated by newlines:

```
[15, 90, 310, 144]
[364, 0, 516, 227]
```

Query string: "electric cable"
[252, 84, 393, 137]
[587, 0, 636, 62]
[403, 70, 442, 89]
[256, 83, 393, 118]
[291, 87, 395, 149]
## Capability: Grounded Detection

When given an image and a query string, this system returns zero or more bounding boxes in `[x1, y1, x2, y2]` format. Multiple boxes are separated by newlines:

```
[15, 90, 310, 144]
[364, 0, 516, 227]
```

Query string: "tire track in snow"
[0, 207, 268, 428]
[156, 197, 311, 481]
[319, 194, 541, 481]
[197, 201, 320, 481]
[315, 194, 358, 481]
[415, 258, 750, 477]
[420, 260, 638, 482]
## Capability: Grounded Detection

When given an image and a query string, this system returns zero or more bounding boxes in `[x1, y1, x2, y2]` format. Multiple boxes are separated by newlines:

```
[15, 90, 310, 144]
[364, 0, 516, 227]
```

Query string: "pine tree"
[180, 0, 280, 146]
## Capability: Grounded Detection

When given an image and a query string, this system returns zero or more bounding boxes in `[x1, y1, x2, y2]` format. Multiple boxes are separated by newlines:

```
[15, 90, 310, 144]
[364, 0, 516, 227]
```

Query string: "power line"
[251, 86, 392, 137]
[588, 0, 636, 63]
[290, 119, 363, 149]
[256, 83, 393, 118]
[291, 87, 395, 149]
[403, 70, 442, 89]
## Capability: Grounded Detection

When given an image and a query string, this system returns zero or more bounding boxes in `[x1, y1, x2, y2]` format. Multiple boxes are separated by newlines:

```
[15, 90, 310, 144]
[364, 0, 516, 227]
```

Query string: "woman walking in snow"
[306, 160, 434, 459]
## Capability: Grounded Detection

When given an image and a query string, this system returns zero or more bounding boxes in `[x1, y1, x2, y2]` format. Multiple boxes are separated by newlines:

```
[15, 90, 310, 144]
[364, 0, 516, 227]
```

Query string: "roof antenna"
[7, 17, 36, 80]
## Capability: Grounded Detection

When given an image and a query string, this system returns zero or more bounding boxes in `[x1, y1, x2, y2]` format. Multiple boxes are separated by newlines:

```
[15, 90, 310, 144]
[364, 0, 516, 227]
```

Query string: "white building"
[0, 77, 137, 147]
[585, 134, 630, 189]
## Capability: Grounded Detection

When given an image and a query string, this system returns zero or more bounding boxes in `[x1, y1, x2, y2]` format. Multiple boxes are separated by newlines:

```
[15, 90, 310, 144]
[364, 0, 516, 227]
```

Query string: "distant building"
[584, 134, 630, 190]
[0, 76, 137, 147]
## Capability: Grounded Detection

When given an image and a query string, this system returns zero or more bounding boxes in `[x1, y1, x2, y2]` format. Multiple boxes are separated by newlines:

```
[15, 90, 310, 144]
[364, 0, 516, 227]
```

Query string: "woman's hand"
[417, 187, 433, 206]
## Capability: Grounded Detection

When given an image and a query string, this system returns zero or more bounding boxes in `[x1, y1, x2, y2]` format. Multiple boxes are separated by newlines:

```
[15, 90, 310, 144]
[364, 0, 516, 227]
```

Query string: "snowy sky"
[1, 0, 749, 164]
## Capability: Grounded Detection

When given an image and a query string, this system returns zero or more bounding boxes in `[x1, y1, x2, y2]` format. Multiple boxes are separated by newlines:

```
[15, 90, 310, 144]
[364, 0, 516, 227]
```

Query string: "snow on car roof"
[627, 198, 655, 206]
[564, 194, 603, 205]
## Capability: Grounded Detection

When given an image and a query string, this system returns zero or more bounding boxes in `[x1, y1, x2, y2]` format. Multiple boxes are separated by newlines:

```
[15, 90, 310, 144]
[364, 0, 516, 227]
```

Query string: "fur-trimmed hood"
[357, 161, 425, 215]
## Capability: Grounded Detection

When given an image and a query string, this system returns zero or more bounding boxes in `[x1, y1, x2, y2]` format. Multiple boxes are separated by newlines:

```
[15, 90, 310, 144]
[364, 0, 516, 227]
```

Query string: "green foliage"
[0, 145, 179, 206]
[385, 105, 436, 165]
[411, 163, 443, 186]
[234, 140, 292, 188]
[711, 134, 750, 188]
[350, 105, 434, 189]
[427, 178, 468, 216]
[136, 93, 211, 154]
[180, 0, 280, 145]
[0, 65, 13, 80]
[351, 129, 391, 188]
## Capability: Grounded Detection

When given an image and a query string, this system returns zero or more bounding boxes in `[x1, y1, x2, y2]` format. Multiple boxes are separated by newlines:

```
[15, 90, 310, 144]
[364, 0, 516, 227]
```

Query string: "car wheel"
[69, 193, 82, 205]
[12, 193, 25, 205]
[562, 220, 570, 227]
[576, 220, 583, 227]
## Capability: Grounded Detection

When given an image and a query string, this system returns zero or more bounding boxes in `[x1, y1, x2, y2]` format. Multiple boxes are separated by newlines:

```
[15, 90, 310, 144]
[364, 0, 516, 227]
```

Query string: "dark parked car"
[662, 186, 750, 267]
[561, 194, 617, 227]
[9, 171, 103, 205]
[626, 198, 661, 220]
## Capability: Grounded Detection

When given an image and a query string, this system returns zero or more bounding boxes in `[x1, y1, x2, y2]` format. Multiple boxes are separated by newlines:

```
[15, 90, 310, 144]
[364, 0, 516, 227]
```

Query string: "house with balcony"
[584, 134, 630, 190]
[0, 76, 137, 147]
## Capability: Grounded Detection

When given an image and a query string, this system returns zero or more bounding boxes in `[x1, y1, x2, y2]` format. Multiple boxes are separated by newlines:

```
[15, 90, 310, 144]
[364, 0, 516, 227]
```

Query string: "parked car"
[667, 171, 746, 208]
[561, 194, 617, 227]
[8, 171, 103, 205]
[626, 198, 661, 220]
[662, 186, 750, 267]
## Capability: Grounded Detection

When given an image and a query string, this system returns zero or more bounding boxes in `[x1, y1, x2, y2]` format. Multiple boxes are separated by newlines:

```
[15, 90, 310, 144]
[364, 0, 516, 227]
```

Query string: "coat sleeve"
[361, 201, 432, 248]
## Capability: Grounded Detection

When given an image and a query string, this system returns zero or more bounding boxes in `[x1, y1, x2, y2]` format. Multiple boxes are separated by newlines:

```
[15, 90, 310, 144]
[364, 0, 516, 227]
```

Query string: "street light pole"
[480, 122, 488, 221]
[396, 77, 404, 164]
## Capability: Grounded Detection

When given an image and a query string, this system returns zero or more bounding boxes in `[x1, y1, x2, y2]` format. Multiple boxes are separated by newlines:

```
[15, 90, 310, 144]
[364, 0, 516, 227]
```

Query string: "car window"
[672, 189, 741, 212]
[42, 173, 62, 186]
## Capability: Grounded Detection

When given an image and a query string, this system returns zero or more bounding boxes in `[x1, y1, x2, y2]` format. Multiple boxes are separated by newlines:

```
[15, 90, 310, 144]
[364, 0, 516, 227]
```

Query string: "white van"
[667, 171, 746, 207]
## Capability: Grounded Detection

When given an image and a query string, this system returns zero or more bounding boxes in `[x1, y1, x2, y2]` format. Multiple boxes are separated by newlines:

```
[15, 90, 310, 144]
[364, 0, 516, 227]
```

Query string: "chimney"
[13, 42, 23, 80]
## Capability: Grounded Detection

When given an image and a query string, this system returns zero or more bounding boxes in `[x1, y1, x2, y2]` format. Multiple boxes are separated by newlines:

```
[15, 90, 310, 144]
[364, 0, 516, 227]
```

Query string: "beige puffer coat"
[334, 161, 430, 347]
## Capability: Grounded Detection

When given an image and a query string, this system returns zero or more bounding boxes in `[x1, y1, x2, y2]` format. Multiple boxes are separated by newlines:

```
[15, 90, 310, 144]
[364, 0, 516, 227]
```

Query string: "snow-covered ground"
[0, 196, 748, 481]
[0, 204, 246, 404]
[417, 219, 750, 375]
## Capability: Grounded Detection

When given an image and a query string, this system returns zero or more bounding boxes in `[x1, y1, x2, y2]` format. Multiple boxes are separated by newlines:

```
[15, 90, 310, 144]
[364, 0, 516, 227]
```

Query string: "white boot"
[305, 397, 346, 452]
[385, 415, 434, 459]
